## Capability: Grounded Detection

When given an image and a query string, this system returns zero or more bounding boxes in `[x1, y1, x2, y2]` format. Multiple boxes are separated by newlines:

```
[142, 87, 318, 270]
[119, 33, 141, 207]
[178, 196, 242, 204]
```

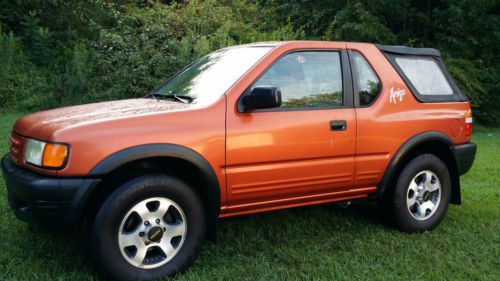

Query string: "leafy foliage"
[0, 32, 52, 111]
[323, 2, 396, 44]
[284, 92, 342, 108]
[258, 0, 499, 124]
[0, 0, 498, 124]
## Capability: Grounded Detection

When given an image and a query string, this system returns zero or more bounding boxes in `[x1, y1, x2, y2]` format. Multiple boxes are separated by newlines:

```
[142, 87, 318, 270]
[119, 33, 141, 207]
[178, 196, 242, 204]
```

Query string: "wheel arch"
[377, 131, 461, 205]
[83, 144, 221, 240]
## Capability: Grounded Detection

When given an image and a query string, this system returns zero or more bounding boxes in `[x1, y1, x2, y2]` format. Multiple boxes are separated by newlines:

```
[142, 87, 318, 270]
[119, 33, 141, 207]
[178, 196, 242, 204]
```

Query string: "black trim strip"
[88, 144, 221, 216]
[377, 131, 453, 195]
[376, 44, 441, 57]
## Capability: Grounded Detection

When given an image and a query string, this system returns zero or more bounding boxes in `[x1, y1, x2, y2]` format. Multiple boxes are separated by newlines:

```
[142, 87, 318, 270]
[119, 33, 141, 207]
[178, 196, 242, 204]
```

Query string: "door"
[226, 50, 356, 209]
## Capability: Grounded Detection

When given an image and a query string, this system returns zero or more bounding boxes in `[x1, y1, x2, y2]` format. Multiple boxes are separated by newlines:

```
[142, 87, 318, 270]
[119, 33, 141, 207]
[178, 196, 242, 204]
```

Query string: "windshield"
[152, 46, 272, 105]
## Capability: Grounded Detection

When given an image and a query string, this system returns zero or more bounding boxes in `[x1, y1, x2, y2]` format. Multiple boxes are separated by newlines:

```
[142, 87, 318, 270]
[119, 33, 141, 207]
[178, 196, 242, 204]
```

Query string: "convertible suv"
[2, 41, 476, 280]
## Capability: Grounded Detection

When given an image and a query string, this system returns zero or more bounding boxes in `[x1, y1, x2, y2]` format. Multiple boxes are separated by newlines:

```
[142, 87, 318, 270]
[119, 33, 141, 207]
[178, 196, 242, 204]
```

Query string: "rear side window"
[395, 57, 453, 96]
[253, 51, 343, 108]
[377, 44, 468, 103]
[351, 51, 381, 106]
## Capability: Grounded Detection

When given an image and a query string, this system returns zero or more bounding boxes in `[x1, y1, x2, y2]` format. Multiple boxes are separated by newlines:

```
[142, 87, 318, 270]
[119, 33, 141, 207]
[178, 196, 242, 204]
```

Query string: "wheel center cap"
[147, 226, 164, 243]
[422, 191, 431, 201]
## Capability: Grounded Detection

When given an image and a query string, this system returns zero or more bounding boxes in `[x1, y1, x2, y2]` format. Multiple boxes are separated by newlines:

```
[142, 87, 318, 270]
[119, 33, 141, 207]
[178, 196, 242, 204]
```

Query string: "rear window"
[395, 57, 453, 96]
[378, 44, 468, 103]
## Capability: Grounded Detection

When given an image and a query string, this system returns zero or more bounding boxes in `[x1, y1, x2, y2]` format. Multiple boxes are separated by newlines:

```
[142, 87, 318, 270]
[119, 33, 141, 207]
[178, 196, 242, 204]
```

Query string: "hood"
[14, 98, 191, 140]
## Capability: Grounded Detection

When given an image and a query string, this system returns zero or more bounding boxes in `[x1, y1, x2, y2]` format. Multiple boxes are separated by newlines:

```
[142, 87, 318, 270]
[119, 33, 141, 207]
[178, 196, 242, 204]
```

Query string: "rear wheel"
[381, 154, 452, 233]
[92, 174, 206, 280]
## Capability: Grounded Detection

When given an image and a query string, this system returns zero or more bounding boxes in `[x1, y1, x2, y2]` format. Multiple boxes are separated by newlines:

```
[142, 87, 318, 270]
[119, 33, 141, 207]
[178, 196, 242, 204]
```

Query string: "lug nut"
[139, 232, 144, 237]
[144, 221, 150, 226]
[156, 219, 160, 224]
[145, 241, 150, 245]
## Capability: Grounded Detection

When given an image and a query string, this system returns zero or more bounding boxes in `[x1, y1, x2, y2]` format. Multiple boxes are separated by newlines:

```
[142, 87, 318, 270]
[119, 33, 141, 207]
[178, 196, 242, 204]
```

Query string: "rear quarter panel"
[347, 43, 471, 188]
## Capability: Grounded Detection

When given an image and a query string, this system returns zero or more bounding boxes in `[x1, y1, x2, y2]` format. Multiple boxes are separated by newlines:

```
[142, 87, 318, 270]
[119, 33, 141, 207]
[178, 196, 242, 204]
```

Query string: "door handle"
[330, 120, 347, 131]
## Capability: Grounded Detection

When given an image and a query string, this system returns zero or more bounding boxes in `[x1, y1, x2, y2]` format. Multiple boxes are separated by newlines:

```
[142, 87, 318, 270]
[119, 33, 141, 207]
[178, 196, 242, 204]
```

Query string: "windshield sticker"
[390, 87, 406, 104]
[296, 55, 306, 64]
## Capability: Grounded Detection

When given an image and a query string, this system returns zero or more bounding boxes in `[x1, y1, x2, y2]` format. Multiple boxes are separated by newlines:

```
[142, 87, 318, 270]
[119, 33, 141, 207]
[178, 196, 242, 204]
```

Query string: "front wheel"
[383, 154, 452, 233]
[92, 174, 206, 281]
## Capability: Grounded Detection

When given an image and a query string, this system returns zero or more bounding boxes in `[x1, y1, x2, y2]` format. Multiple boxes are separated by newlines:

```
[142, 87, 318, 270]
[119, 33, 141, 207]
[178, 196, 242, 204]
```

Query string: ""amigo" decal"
[389, 87, 406, 104]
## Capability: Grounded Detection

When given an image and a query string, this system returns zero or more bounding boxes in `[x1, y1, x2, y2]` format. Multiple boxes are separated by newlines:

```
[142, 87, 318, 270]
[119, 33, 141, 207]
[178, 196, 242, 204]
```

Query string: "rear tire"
[380, 154, 452, 233]
[92, 174, 206, 281]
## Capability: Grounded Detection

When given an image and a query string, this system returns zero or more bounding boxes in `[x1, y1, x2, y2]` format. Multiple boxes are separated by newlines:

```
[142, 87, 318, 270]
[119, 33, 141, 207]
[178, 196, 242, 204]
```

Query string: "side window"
[352, 51, 381, 106]
[395, 57, 453, 96]
[253, 51, 343, 108]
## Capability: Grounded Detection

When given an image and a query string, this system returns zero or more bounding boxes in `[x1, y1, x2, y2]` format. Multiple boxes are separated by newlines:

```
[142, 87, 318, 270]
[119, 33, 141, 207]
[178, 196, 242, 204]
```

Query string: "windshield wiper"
[144, 93, 193, 104]
[144, 92, 159, 100]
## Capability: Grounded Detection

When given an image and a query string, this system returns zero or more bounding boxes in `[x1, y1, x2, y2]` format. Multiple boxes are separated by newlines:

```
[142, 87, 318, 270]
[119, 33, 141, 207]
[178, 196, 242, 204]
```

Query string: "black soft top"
[375, 44, 468, 103]
[376, 44, 441, 57]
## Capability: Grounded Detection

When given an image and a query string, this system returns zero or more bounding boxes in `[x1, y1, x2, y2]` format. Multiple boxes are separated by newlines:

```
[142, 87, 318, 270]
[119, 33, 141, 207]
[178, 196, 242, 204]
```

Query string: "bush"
[446, 58, 500, 125]
[0, 0, 498, 125]
[0, 32, 53, 111]
[323, 2, 396, 44]
[87, 0, 298, 101]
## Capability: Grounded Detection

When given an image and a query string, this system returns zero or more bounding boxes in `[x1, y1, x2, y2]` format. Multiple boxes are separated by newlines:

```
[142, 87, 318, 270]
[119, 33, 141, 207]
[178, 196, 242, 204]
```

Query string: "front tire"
[382, 154, 452, 233]
[92, 174, 206, 280]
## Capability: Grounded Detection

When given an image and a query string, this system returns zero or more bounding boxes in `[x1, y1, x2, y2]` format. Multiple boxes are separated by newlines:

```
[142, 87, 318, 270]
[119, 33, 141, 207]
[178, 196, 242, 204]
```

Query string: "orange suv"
[2, 41, 476, 280]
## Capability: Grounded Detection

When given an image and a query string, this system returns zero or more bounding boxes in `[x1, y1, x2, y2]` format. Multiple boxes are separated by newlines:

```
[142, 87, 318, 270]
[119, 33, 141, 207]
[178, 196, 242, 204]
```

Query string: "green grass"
[0, 112, 498, 281]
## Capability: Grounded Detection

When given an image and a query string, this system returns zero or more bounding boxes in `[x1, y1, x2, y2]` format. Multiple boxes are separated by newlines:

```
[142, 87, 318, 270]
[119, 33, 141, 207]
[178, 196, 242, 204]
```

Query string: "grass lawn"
[0, 111, 498, 280]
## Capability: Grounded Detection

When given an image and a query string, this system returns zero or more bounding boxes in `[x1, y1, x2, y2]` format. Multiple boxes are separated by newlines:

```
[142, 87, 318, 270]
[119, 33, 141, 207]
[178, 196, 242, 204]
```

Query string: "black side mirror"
[242, 86, 282, 112]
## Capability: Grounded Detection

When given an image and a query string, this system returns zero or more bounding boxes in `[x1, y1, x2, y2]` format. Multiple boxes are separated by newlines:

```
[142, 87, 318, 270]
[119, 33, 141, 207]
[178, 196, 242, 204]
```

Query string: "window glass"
[395, 57, 453, 95]
[352, 51, 381, 106]
[254, 51, 343, 108]
[154, 46, 272, 105]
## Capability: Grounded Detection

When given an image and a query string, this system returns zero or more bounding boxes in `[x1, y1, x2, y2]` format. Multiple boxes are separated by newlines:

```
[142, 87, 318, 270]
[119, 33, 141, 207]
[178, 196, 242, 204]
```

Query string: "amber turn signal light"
[42, 143, 68, 168]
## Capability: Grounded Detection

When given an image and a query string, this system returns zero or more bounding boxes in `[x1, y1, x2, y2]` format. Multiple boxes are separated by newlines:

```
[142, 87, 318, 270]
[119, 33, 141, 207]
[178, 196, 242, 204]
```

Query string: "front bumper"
[453, 143, 477, 176]
[1, 154, 100, 232]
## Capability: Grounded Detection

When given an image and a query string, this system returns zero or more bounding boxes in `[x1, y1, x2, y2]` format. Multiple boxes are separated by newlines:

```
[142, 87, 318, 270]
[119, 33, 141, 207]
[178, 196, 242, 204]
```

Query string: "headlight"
[24, 138, 69, 169]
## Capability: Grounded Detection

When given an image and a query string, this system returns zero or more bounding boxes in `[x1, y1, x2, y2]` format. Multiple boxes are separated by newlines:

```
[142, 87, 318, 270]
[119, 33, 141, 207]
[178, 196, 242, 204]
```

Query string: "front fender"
[88, 143, 221, 217]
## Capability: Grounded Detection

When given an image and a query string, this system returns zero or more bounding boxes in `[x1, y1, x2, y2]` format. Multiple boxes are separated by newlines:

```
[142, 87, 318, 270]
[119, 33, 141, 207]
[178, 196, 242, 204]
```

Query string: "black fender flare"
[377, 131, 459, 201]
[88, 143, 221, 218]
